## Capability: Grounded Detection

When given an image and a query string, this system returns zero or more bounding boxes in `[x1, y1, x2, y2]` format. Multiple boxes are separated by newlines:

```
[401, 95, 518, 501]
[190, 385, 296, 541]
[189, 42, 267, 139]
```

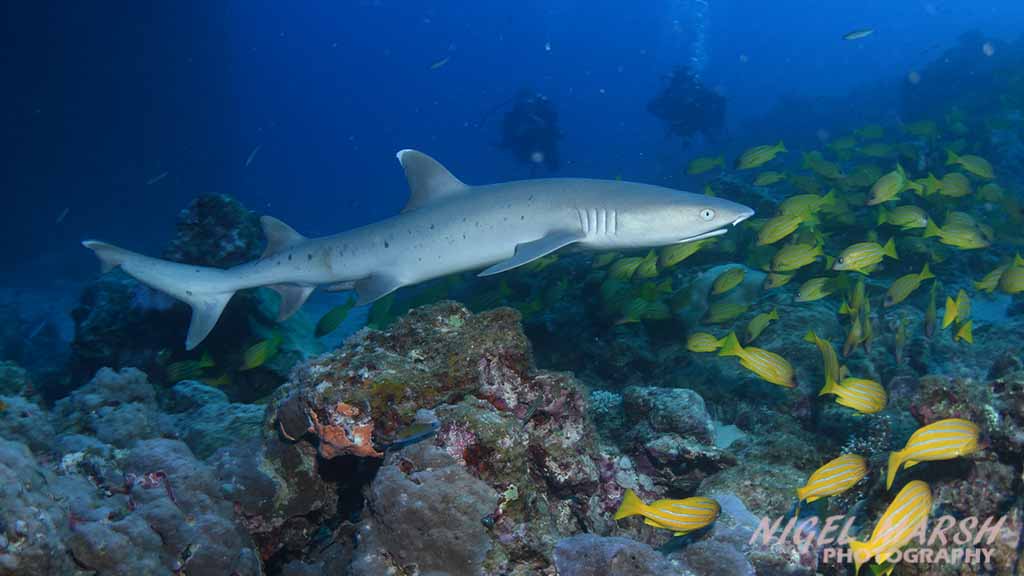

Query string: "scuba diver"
[647, 65, 726, 143]
[496, 90, 562, 173]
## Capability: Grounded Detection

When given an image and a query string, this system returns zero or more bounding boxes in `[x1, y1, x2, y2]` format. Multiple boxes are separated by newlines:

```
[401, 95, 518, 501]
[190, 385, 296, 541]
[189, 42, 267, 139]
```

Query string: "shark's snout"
[732, 208, 755, 226]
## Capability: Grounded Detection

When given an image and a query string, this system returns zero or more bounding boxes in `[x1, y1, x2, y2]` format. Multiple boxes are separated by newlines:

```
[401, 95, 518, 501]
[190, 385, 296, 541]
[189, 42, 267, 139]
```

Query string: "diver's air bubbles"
[545, 41, 551, 52]
[530, 151, 545, 164]
[907, 70, 921, 85]
[982, 42, 995, 57]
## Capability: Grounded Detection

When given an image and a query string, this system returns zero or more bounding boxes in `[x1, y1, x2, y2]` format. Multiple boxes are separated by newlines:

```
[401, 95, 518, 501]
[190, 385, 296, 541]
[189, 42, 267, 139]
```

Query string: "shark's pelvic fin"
[397, 149, 469, 212]
[478, 230, 585, 277]
[261, 215, 308, 257]
[354, 274, 404, 305]
[268, 284, 315, 321]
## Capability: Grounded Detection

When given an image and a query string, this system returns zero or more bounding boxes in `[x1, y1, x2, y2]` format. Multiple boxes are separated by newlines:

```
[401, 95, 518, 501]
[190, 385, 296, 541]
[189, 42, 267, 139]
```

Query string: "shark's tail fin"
[82, 240, 235, 350]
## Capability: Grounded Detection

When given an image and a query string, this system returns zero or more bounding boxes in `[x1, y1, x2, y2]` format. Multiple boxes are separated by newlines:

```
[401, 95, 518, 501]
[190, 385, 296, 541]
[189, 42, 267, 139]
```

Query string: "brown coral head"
[310, 410, 383, 459]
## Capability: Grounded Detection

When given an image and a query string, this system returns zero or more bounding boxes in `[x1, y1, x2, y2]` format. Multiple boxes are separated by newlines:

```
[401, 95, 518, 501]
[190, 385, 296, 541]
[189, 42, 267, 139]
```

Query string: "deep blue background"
[5, 1, 1023, 287]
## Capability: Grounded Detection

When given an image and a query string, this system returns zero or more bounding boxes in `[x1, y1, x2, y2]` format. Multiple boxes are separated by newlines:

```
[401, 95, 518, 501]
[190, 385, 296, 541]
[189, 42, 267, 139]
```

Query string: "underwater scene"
[6, 2, 1024, 575]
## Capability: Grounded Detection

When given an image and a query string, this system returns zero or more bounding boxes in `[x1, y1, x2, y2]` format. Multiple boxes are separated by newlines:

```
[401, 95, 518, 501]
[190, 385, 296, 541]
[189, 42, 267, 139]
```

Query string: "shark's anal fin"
[354, 274, 404, 306]
[478, 231, 584, 277]
[397, 149, 469, 212]
[261, 216, 308, 258]
[268, 284, 315, 321]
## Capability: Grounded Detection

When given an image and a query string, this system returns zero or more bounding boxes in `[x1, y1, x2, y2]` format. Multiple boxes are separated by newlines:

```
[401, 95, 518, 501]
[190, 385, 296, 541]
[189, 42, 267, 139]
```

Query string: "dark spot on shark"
[186, 290, 193, 296]
[520, 215, 525, 220]
[430, 224, 435, 230]
[462, 234, 466, 239]
[307, 254, 313, 261]
[384, 241, 390, 248]
[288, 254, 292, 261]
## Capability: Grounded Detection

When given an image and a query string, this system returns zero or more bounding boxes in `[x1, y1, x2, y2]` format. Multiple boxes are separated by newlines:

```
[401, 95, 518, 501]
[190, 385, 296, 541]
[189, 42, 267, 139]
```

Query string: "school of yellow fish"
[612, 116, 1001, 573]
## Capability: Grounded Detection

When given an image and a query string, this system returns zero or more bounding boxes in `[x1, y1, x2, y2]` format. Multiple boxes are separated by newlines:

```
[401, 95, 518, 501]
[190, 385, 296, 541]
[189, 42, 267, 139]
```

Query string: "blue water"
[6, 1, 1024, 286]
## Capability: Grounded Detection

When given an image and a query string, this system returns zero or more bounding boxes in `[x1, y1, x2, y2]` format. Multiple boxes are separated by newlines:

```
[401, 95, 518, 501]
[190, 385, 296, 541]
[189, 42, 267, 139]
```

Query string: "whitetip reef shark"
[84, 150, 754, 349]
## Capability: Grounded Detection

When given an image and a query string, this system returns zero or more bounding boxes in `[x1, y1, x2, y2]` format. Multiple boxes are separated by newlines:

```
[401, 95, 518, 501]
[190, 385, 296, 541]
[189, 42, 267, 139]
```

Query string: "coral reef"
[161, 194, 263, 268]
[0, 367, 264, 575]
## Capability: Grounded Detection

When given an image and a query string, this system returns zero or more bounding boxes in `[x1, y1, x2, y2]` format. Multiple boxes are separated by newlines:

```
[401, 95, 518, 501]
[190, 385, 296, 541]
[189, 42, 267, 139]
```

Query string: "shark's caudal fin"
[82, 240, 235, 350]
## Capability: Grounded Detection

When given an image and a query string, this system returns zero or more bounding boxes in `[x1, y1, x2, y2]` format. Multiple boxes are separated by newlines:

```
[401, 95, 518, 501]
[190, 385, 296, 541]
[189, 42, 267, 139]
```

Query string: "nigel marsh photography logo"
[752, 513, 1008, 571]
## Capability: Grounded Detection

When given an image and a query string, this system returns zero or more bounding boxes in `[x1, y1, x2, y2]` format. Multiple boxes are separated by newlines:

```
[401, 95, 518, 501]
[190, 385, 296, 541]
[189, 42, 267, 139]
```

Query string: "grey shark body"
[84, 150, 753, 349]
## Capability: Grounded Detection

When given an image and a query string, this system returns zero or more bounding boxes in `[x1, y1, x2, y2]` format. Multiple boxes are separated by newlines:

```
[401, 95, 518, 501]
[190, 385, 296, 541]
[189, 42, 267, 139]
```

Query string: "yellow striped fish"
[975, 263, 1009, 292]
[796, 277, 835, 302]
[753, 171, 786, 186]
[884, 263, 934, 307]
[804, 330, 840, 389]
[744, 308, 778, 344]
[719, 332, 796, 388]
[635, 250, 659, 279]
[704, 301, 748, 324]
[614, 489, 720, 536]
[763, 271, 794, 289]
[796, 454, 868, 504]
[833, 238, 898, 273]
[608, 255, 644, 280]
[923, 220, 990, 250]
[659, 239, 715, 268]
[686, 332, 723, 353]
[849, 481, 933, 574]
[886, 418, 980, 489]
[757, 212, 807, 246]
[819, 377, 887, 415]
[876, 205, 929, 230]
[942, 289, 970, 329]
[686, 155, 724, 175]
[998, 265, 1024, 294]
[778, 190, 836, 216]
[771, 242, 823, 272]
[735, 141, 787, 170]
[711, 267, 746, 295]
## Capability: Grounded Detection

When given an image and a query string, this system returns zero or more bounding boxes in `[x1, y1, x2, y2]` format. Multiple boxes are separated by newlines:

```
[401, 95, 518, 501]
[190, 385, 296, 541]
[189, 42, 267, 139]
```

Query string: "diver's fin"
[397, 149, 469, 212]
[268, 284, 315, 321]
[478, 231, 584, 277]
[354, 274, 404, 306]
[186, 293, 233, 350]
[261, 216, 308, 258]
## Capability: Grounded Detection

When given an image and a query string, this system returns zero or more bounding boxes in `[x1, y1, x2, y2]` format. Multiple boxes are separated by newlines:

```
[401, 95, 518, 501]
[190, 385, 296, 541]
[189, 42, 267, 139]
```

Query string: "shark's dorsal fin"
[261, 216, 308, 258]
[397, 149, 468, 212]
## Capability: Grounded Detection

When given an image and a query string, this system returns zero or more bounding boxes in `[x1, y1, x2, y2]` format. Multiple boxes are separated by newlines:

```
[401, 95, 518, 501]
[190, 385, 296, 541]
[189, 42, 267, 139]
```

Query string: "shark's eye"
[700, 209, 715, 221]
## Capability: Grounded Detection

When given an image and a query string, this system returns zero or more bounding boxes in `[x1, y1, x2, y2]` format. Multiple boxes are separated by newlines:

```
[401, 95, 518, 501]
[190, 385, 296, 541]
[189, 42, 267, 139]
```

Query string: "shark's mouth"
[676, 209, 754, 244]
[677, 227, 730, 244]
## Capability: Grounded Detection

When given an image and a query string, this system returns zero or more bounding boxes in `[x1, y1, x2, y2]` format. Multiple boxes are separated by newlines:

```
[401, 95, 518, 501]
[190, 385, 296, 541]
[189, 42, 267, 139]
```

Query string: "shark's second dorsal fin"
[397, 149, 468, 212]
[261, 215, 308, 258]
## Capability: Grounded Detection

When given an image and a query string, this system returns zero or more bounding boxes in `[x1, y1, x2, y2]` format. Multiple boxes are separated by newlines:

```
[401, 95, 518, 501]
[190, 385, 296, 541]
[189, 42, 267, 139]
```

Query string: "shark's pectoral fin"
[261, 216, 308, 258]
[354, 274, 404, 306]
[397, 149, 469, 212]
[268, 284, 316, 321]
[478, 231, 585, 277]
